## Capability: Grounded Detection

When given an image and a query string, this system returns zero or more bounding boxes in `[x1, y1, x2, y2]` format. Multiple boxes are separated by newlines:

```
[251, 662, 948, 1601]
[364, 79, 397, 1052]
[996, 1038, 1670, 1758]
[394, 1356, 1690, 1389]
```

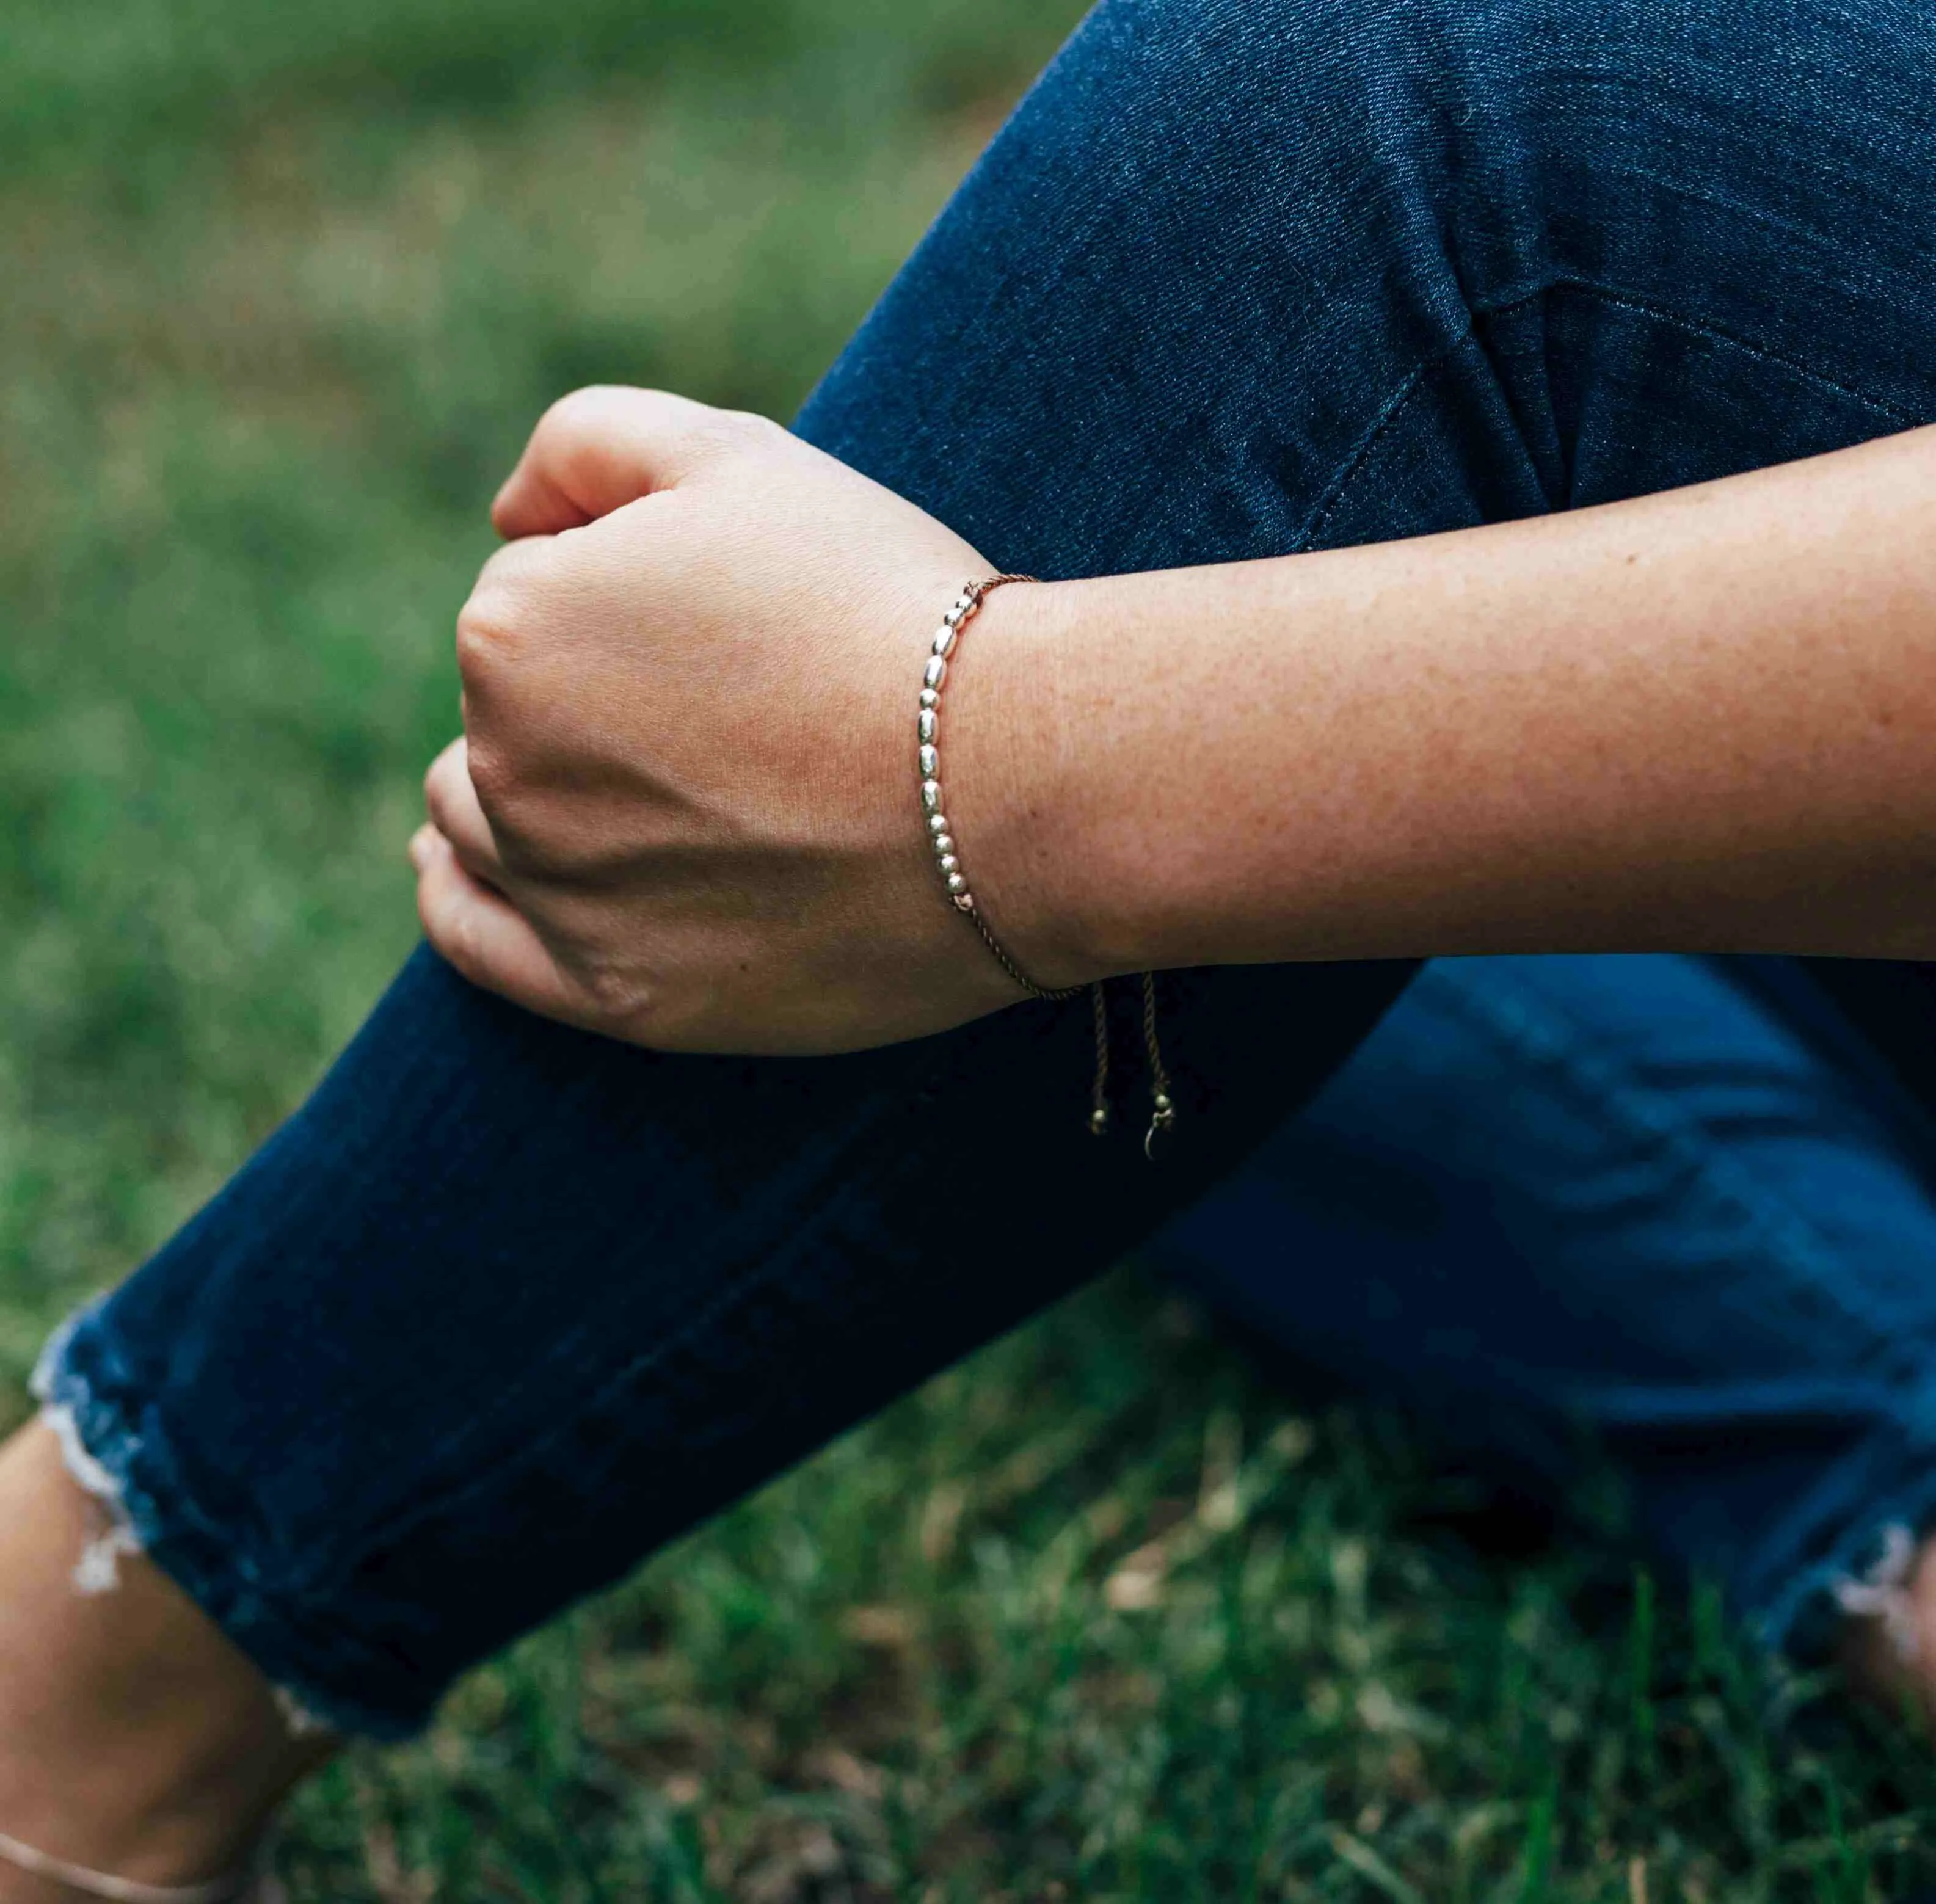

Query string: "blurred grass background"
[4, 1, 1936, 1896]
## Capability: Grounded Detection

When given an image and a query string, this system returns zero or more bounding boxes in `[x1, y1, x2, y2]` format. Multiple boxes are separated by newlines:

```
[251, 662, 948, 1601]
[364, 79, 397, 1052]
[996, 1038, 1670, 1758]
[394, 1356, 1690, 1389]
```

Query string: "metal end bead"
[931, 832, 954, 854]
[919, 687, 940, 711]
[928, 813, 950, 836]
[952, 892, 975, 912]
[920, 779, 943, 813]
[945, 872, 968, 895]
[1089, 1107, 1110, 1136]
[932, 627, 956, 658]
[918, 744, 939, 778]
[923, 655, 947, 691]
[917, 709, 937, 743]
[1154, 1092, 1173, 1113]
[936, 852, 959, 875]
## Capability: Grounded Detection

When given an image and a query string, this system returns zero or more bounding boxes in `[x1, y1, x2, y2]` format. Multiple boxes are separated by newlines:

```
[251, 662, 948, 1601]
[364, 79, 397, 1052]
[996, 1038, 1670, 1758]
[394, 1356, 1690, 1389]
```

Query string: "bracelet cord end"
[921, 576, 1177, 1154]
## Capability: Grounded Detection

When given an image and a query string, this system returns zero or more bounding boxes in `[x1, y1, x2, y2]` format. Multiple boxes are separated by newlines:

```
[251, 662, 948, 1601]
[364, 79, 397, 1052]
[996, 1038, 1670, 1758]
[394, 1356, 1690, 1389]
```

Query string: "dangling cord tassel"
[1086, 975, 1176, 1156]
[1088, 981, 1112, 1135]
[1141, 970, 1176, 1158]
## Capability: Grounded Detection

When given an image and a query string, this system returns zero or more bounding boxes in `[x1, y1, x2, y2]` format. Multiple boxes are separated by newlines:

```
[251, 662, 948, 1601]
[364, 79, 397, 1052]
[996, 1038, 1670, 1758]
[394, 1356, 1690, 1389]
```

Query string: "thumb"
[491, 385, 755, 538]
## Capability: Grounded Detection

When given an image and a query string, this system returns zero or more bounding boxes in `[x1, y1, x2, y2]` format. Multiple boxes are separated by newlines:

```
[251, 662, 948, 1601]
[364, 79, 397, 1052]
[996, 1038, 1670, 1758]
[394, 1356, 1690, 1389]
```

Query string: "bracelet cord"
[919, 575, 1175, 1155]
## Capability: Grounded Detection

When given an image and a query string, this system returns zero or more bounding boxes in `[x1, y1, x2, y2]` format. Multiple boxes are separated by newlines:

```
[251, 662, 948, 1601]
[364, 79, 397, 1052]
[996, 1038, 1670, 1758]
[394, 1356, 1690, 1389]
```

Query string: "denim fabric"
[1159, 954, 1936, 1659]
[33, 0, 1936, 1737]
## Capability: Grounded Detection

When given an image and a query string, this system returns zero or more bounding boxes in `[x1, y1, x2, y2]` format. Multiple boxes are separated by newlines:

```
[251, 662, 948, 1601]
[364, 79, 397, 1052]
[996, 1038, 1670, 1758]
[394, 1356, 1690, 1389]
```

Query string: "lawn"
[2, 1, 1935, 1895]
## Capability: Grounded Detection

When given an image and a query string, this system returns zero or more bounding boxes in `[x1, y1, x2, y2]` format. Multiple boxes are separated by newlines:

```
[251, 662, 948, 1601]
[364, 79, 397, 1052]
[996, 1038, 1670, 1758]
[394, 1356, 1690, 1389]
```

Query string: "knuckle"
[573, 954, 657, 1030]
[542, 383, 655, 459]
[543, 384, 622, 435]
[454, 598, 517, 682]
[461, 738, 520, 813]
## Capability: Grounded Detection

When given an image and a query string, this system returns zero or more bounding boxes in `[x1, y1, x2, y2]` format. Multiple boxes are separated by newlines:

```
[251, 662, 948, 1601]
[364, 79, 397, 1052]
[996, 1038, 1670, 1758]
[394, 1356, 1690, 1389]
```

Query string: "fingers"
[492, 386, 767, 539]
[423, 737, 504, 883]
[411, 826, 584, 1025]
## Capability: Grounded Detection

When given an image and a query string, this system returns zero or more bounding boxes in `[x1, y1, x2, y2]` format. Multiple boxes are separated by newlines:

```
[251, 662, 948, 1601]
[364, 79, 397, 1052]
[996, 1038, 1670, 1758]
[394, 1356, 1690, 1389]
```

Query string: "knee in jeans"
[1108, 0, 1901, 303]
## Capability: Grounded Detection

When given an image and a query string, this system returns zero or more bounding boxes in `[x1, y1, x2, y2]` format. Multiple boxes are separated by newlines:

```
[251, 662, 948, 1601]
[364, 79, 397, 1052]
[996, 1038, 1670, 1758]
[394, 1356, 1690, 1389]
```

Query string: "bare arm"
[415, 393, 1936, 1055]
[975, 423, 1936, 984]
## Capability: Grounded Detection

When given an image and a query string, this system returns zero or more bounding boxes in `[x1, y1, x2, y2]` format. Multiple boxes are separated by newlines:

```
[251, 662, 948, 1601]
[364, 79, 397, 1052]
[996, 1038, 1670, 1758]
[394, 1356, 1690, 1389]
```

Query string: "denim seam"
[1300, 274, 1920, 548]
[1296, 357, 1441, 549]
[1482, 276, 1921, 429]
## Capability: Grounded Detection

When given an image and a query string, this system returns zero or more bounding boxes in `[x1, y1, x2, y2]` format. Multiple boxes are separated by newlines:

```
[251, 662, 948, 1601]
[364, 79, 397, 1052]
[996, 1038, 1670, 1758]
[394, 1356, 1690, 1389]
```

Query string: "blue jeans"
[32, 0, 1936, 1737]
[1159, 954, 1936, 1663]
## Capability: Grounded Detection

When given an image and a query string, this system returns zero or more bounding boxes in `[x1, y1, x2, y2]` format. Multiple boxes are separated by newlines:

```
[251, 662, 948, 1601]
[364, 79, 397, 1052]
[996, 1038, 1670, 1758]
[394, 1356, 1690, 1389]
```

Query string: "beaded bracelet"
[917, 575, 1177, 1154]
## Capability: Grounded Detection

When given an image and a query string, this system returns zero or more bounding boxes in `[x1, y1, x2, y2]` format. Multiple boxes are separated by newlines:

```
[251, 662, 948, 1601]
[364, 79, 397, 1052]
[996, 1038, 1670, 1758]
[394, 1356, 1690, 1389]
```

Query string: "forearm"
[967, 424, 1936, 979]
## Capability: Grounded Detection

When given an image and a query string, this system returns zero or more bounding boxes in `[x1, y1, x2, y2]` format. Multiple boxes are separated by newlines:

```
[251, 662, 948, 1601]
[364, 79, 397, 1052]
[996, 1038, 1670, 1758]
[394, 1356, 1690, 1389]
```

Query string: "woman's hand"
[413, 386, 1066, 1054]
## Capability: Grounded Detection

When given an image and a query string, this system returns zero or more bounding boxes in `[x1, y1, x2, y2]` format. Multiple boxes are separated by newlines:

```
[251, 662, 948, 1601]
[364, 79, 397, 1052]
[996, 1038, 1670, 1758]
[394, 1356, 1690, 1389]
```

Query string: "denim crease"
[1154, 953, 1936, 1668]
[29, 0, 1936, 1734]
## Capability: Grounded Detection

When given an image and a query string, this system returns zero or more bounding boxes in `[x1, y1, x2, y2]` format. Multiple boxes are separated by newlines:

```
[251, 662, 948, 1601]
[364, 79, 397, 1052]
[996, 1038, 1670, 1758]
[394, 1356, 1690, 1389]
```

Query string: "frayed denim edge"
[29, 1304, 398, 1743]
[1750, 1477, 1936, 1672]
[31, 1302, 1936, 1731]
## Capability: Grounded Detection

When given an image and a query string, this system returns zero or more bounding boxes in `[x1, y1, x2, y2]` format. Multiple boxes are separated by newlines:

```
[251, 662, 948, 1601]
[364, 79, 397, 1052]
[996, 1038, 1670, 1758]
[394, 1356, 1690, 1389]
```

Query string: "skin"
[5, 388, 1936, 1888]
[416, 388, 1936, 1058]
[0, 1426, 329, 1900]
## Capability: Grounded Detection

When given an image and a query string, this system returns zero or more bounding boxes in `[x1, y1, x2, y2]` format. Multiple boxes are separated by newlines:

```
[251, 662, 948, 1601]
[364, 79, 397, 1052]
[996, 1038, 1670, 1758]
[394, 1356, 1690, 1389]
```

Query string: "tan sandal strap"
[0, 1826, 254, 1903]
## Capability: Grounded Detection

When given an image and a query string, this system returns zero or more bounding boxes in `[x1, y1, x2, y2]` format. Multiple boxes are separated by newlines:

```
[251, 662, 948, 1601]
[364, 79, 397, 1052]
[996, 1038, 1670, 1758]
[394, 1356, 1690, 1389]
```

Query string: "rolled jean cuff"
[31, 1302, 427, 1742]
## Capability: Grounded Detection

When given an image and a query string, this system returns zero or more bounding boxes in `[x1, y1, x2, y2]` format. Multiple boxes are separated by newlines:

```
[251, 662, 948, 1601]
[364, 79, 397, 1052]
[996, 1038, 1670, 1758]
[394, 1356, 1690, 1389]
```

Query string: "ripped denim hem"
[33, 1296, 1936, 1736]
[30, 1304, 422, 1744]
[1752, 1480, 1936, 1674]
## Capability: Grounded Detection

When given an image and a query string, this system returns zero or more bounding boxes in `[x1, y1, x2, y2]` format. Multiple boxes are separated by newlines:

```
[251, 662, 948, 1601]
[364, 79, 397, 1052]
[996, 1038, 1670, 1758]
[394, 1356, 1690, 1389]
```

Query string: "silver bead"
[936, 852, 959, 875]
[1153, 1092, 1173, 1113]
[917, 709, 937, 744]
[945, 872, 968, 895]
[924, 655, 947, 691]
[931, 833, 954, 854]
[942, 605, 964, 629]
[920, 779, 942, 813]
[955, 593, 977, 616]
[919, 688, 940, 711]
[928, 812, 949, 836]
[952, 892, 975, 912]
[932, 627, 955, 658]
[1089, 1107, 1110, 1136]
[918, 743, 939, 778]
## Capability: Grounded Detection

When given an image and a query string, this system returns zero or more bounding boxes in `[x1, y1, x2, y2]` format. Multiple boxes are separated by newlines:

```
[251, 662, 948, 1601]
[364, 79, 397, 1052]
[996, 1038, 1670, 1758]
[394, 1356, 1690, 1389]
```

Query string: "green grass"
[2, 1, 1935, 1895]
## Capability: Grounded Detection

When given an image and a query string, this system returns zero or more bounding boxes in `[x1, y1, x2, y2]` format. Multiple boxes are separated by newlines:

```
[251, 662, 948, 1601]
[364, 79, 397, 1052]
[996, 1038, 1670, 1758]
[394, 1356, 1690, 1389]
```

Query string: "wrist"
[939, 576, 1134, 991]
